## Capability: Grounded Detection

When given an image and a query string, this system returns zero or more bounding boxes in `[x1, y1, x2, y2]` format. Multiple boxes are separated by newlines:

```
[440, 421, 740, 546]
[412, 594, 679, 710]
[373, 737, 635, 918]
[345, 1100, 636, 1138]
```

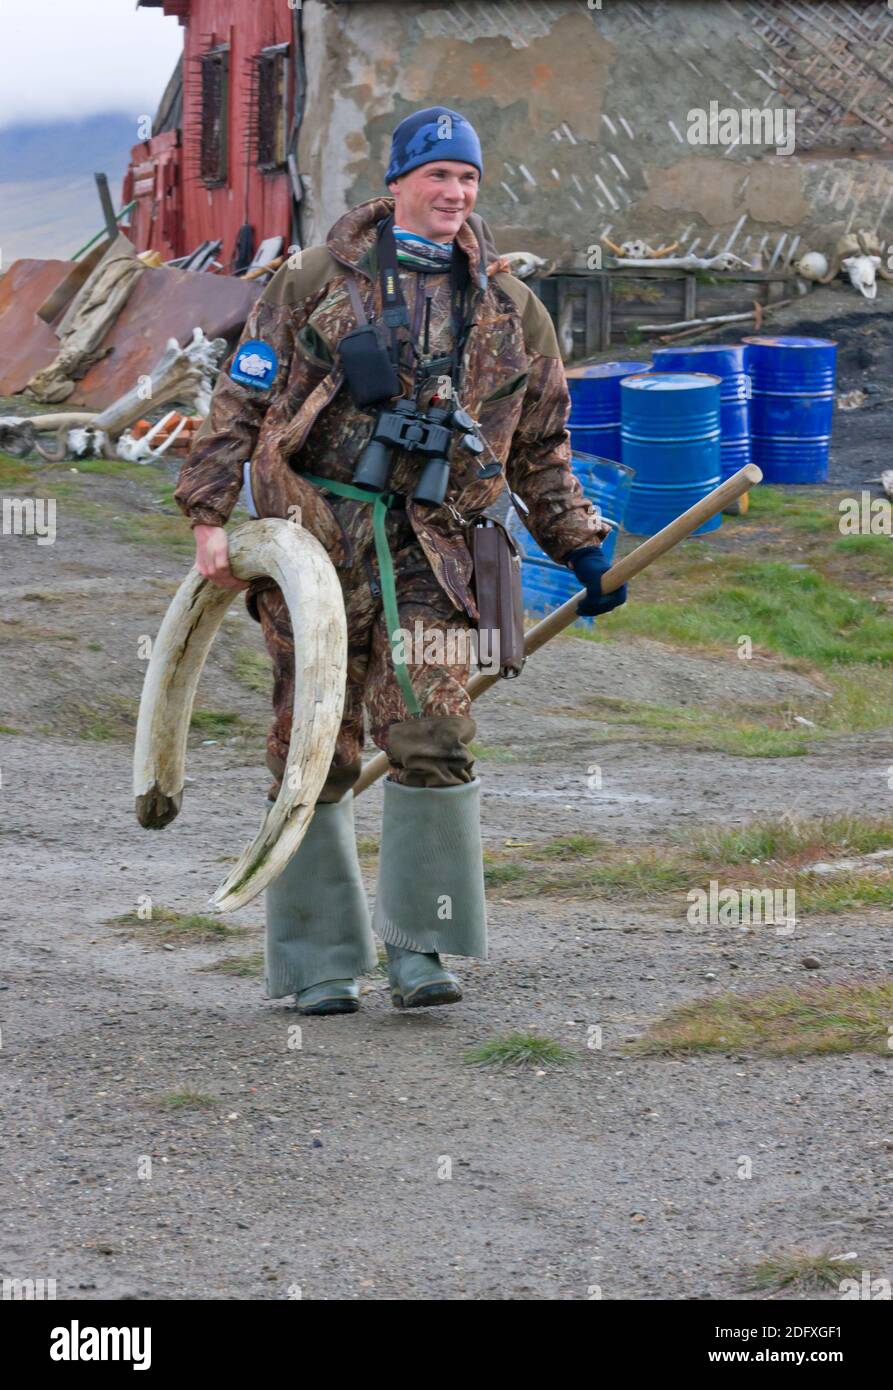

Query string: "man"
[174, 106, 625, 1016]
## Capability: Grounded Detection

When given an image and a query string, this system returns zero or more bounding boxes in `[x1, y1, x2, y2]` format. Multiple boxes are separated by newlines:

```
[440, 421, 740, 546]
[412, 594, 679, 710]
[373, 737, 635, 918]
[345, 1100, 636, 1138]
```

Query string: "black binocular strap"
[373, 216, 473, 392]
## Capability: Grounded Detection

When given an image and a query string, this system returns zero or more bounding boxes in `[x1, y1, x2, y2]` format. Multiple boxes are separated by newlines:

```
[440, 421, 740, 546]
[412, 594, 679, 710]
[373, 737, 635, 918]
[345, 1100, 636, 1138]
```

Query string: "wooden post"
[584, 279, 600, 357]
[94, 172, 119, 243]
[598, 271, 612, 350]
[684, 273, 697, 321]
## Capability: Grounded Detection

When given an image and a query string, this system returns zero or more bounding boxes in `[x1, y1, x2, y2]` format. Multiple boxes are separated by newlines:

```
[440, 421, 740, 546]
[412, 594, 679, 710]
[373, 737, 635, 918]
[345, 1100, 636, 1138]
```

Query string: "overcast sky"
[0, 1, 182, 130]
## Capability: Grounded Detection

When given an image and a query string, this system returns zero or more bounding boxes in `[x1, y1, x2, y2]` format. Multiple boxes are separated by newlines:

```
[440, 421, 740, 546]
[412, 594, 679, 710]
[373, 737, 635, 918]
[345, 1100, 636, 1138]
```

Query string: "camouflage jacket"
[173, 195, 608, 621]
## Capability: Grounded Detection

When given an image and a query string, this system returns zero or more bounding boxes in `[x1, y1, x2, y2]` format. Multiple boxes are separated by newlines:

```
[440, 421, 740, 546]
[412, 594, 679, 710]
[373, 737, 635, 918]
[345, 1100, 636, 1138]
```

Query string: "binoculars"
[353, 398, 484, 507]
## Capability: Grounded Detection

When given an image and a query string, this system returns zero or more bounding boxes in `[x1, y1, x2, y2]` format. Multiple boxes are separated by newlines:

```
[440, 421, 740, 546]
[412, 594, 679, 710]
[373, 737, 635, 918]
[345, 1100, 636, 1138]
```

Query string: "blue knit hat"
[386, 106, 483, 185]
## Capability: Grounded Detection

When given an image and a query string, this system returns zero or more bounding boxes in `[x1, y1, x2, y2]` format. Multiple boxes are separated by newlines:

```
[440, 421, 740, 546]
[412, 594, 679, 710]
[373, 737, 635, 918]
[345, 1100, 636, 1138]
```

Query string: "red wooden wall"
[124, 0, 293, 264]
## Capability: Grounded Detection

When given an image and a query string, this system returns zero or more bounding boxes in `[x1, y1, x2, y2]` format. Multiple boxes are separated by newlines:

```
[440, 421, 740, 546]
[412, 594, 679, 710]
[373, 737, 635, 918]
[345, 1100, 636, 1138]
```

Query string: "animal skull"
[841, 254, 882, 300]
[602, 235, 680, 261]
[795, 251, 829, 282]
[820, 229, 893, 285]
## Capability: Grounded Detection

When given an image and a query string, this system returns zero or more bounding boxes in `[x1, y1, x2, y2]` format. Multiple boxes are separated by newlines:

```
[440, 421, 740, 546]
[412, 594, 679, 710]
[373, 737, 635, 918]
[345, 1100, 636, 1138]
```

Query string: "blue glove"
[566, 545, 627, 618]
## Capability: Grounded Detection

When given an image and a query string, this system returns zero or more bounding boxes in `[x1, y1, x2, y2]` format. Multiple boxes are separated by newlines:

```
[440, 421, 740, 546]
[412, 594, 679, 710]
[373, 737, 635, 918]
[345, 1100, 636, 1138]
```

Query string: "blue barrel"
[508, 453, 634, 616]
[621, 372, 722, 536]
[743, 335, 836, 483]
[566, 360, 650, 462]
[652, 344, 750, 480]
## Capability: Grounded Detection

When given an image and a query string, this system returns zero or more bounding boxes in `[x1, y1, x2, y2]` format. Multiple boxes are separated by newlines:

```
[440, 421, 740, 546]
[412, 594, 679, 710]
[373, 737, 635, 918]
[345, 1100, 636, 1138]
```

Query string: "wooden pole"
[353, 462, 762, 796]
[94, 172, 119, 244]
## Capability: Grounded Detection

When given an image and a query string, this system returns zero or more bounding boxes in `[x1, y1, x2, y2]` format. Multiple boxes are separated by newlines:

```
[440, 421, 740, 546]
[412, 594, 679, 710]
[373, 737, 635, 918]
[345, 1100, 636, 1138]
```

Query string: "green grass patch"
[586, 559, 893, 667]
[484, 843, 692, 898]
[688, 814, 893, 866]
[104, 508, 194, 556]
[585, 667, 893, 753]
[0, 451, 194, 554]
[190, 708, 241, 738]
[232, 647, 272, 697]
[833, 532, 893, 575]
[742, 485, 840, 535]
[356, 835, 380, 863]
[794, 871, 893, 915]
[631, 979, 893, 1057]
[108, 905, 248, 946]
[742, 1251, 861, 1295]
[584, 695, 812, 757]
[469, 741, 519, 763]
[153, 1088, 220, 1111]
[482, 815, 893, 911]
[199, 952, 264, 978]
[0, 724, 21, 735]
[0, 452, 38, 487]
[535, 833, 604, 859]
[584, 668, 893, 756]
[68, 694, 137, 742]
[464, 1032, 574, 1069]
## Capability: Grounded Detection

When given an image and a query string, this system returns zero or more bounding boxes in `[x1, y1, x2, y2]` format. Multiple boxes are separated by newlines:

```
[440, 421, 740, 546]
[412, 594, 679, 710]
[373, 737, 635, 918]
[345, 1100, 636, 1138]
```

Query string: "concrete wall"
[297, 0, 893, 267]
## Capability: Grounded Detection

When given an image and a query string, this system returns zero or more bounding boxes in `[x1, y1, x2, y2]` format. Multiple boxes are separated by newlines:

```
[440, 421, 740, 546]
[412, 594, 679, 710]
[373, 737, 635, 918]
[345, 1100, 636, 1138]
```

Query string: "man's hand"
[566, 545, 627, 618]
[193, 524, 249, 591]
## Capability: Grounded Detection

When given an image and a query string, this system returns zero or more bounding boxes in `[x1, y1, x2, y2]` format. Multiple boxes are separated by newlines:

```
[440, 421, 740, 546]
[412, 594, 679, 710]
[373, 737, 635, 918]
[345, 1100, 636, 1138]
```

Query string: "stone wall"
[296, 0, 893, 268]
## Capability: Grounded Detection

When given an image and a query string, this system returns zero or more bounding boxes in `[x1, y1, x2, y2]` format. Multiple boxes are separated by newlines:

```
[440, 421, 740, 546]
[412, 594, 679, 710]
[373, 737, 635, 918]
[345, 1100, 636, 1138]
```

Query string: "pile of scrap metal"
[0, 221, 260, 462]
[0, 328, 225, 462]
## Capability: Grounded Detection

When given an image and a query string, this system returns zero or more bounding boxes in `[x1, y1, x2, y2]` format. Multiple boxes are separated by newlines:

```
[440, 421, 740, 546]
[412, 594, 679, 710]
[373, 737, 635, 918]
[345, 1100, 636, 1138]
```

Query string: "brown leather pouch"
[471, 512, 526, 678]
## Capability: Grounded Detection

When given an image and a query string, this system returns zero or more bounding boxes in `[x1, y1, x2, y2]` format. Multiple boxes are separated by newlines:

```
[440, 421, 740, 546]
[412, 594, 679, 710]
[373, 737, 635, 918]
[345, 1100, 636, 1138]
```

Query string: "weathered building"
[126, 0, 893, 272]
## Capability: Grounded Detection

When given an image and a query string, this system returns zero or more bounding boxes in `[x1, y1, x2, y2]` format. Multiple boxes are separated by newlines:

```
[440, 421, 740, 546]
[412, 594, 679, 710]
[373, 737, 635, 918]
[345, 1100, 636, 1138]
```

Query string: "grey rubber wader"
[264, 790, 377, 999]
[372, 777, 488, 959]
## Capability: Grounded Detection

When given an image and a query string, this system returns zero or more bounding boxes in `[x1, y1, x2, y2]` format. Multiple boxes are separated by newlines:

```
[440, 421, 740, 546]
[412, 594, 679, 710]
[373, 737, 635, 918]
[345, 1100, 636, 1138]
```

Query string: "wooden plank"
[684, 274, 697, 320]
[598, 272, 612, 351]
[584, 279, 600, 357]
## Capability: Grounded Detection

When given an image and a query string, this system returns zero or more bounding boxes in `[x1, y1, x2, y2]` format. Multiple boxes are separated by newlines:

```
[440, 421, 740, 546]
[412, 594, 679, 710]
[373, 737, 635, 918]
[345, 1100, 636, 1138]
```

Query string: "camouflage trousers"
[255, 494, 478, 801]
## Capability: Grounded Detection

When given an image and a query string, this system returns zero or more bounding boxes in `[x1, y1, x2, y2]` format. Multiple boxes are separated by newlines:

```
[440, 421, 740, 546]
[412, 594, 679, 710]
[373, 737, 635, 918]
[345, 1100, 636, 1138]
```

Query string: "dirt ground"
[2, 283, 892, 1302]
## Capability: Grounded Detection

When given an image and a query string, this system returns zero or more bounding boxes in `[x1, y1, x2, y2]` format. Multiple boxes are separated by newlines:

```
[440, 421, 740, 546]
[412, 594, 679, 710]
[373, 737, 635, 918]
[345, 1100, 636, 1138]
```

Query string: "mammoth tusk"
[649, 241, 679, 258]
[133, 517, 347, 912]
[818, 254, 842, 284]
[601, 234, 625, 256]
[34, 429, 68, 462]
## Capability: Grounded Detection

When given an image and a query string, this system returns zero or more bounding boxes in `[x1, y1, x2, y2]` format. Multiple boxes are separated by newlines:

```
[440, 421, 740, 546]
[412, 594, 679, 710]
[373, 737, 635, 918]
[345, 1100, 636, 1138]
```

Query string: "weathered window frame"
[200, 44, 230, 187]
[256, 43, 290, 173]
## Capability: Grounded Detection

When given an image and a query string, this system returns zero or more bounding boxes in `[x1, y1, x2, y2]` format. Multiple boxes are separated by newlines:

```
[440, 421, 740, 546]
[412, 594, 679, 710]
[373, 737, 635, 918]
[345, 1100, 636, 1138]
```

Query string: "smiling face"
[388, 160, 480, 243]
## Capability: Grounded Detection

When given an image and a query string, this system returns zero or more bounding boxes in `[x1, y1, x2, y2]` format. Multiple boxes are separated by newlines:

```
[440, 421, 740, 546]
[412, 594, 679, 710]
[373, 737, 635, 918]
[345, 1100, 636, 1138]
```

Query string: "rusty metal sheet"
[0, 257, 261, 410]
[0, 259, 71, 395]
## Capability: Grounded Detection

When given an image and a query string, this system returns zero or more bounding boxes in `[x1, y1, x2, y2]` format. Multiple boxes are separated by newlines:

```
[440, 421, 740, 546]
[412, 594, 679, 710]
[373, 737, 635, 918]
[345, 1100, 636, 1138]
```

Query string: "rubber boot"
[372, 777, 487, 1009]
[385, 942, 462, 1010]
[264, 790, 377, 1015]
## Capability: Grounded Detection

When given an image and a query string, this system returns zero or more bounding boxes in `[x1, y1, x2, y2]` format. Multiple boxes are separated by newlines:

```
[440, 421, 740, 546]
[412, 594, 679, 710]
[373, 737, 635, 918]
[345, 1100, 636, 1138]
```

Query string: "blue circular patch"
[230, 339, 278, 390]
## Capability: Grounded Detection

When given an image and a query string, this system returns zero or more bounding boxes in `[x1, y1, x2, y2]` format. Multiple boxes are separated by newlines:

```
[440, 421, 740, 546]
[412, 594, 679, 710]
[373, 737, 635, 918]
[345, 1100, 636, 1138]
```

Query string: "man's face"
[388, 160, 480, 243]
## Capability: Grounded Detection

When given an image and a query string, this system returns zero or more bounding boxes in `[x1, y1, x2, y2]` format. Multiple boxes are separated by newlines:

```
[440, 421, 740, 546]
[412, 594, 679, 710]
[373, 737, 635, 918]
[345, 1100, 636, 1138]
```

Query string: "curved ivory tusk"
[818, 254, 842, 284]
[133, 517, 347, 912]
[34, 429, 68, 463]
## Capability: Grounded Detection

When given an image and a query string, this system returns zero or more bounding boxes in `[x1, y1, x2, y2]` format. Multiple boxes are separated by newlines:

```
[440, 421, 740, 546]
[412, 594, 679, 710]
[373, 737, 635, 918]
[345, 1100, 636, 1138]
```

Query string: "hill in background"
[0, 114, 136, 264]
